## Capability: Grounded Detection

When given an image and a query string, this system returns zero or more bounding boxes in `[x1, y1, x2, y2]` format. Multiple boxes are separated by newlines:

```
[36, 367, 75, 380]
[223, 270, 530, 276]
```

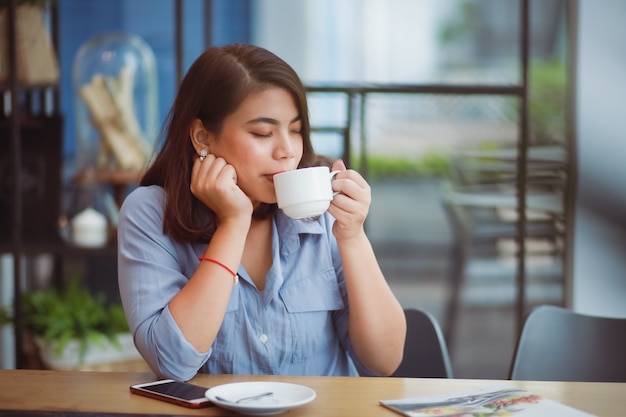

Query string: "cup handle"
[330, 170, 341, 196]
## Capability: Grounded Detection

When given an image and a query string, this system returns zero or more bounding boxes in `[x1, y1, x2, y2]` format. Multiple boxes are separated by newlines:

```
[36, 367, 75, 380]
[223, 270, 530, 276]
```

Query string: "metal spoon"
[215, 391, 275, 404]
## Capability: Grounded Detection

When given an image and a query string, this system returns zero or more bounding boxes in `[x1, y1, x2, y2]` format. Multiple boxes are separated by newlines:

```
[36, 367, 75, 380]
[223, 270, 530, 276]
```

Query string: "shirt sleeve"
[117, 186, 211, 381]
[322, 213, 375, 376]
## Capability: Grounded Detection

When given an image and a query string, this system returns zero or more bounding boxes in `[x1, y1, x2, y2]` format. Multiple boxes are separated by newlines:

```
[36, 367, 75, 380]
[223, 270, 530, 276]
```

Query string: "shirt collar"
[275, 210, 326, 256]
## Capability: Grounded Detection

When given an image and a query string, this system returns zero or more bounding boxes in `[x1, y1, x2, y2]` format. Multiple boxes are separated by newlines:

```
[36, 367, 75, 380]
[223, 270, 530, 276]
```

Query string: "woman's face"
[208, 87, 304, 205]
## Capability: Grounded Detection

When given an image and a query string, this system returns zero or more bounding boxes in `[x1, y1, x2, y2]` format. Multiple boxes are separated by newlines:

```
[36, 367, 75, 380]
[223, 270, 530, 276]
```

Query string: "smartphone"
[130, 379, 213, 408]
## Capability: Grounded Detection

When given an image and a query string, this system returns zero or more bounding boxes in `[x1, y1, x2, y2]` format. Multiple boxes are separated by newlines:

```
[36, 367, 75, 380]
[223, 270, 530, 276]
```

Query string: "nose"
[273, 130, 296, 160]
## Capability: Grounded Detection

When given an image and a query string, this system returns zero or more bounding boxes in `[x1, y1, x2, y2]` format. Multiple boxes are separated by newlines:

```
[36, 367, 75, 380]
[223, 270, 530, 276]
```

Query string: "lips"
[265, 173, 282, 183]
[268, 171, 288, 182]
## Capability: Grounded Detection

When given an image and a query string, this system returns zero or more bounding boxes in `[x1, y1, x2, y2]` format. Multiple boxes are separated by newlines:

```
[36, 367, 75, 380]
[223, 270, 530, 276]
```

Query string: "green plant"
[0, 276, 129, 363]
[529, 59, 567, 145]
[354, 152, 452, 180]
[439, 0, 477, 46]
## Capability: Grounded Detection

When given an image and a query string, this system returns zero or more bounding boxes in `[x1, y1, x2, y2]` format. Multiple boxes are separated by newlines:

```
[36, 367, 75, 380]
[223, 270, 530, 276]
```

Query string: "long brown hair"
[141, 43, 316, 243]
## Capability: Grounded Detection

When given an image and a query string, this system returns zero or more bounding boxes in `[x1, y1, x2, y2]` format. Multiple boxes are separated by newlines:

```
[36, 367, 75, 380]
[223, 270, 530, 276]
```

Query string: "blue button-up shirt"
[118, 186, 364, 380]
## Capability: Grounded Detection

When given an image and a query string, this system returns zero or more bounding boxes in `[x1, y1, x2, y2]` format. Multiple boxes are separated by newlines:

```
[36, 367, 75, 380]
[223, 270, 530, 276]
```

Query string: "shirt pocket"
[279, 269, 345, 363]
[280, 268, 344, 312]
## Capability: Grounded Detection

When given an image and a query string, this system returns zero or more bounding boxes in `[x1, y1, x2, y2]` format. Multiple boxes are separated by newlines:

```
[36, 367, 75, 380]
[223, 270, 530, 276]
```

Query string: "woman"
[118, 43, 406, 381]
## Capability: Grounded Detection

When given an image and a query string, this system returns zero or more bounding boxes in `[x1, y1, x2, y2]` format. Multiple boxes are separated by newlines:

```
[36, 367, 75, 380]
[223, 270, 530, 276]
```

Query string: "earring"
[199, 149, 208, 162]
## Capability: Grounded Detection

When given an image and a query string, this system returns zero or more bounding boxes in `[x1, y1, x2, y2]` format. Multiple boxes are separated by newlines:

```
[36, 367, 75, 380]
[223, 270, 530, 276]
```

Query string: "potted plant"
[0, 276, 140, 369]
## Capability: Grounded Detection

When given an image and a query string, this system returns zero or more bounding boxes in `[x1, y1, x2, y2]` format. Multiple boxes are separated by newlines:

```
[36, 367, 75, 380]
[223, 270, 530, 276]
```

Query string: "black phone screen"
[141, 381, 208, 400]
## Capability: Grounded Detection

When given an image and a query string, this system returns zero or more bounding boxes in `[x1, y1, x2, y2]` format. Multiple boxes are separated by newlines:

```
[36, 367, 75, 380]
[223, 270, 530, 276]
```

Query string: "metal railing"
[298, 1, 560, 341]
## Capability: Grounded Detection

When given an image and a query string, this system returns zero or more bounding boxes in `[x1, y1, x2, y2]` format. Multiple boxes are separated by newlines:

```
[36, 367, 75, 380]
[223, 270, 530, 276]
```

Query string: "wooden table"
[0, 369, 624, 417]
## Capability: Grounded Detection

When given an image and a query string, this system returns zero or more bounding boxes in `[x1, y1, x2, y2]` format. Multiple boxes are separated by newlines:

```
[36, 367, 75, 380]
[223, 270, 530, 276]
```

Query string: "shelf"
[0, 237, 117, 258]
[0, 81, 58, 92]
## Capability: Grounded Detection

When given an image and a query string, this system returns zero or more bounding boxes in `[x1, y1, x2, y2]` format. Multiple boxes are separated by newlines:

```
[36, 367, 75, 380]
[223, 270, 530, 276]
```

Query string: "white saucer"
[205, 381, 316, 416]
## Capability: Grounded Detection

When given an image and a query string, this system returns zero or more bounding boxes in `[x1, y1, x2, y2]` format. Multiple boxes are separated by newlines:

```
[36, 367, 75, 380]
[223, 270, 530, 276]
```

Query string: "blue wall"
[57, 0, 250, 174]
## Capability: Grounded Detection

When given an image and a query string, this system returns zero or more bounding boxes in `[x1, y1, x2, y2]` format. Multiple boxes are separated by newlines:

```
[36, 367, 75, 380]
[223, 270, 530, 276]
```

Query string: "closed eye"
[251, 131, 273, 138]
[290, 120, 302, 135]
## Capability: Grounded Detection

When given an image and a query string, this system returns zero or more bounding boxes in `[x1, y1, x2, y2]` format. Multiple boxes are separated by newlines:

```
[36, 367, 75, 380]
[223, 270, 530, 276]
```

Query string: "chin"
[250, 194, 277, 207]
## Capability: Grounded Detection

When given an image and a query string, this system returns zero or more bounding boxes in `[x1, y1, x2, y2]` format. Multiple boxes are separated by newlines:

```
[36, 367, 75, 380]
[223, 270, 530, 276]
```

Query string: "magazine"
[380, 384, 596, 417]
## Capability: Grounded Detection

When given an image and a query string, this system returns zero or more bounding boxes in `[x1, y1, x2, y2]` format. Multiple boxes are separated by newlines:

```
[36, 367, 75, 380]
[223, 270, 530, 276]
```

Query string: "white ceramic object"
[35, 332, 141, 370]
[206, 381, 316, 416]
[273, 166, 339, 219]
[71, 207, 107, 248]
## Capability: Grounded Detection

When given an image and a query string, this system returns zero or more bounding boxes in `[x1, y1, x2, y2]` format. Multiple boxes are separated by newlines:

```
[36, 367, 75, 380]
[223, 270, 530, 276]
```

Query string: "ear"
[189, 118, 213, 155]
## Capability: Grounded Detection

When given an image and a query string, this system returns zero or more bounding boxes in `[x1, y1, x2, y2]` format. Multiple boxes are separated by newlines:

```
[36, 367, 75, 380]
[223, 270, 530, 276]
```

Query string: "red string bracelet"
[198, 256, 239, 285]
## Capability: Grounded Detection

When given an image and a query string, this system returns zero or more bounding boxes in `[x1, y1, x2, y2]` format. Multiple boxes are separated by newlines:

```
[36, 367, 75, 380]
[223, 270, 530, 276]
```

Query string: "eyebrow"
[246, 115, 301, 126]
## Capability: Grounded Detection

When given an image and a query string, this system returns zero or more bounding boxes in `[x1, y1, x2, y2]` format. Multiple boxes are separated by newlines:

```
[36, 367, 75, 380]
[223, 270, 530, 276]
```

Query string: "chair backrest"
[509, 305, 626, 382]
[392, 308, 454, 378]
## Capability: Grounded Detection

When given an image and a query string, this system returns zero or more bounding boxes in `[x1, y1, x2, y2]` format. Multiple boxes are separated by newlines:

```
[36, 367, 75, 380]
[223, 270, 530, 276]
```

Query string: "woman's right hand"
[190, 152, 253, 223]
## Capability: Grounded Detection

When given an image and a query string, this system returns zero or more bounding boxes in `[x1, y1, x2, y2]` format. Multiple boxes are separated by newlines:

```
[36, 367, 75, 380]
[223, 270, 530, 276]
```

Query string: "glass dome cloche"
[72, 31, 158, 185]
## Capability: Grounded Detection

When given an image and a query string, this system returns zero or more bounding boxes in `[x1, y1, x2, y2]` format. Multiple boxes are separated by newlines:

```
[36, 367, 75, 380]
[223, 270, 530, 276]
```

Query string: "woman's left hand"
[327, 159, 371, 241]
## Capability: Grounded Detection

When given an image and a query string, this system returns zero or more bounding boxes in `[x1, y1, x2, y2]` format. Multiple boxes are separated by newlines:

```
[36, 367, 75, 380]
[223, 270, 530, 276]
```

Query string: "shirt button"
[259, 334, 269, 343]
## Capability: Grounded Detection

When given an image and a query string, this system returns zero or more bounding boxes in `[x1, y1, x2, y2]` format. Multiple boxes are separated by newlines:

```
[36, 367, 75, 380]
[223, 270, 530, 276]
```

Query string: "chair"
[392, 308, 454, 378]
[441, 185, 563, 346]
[441, 145, 566, 347]
[509, 305, 626, 382]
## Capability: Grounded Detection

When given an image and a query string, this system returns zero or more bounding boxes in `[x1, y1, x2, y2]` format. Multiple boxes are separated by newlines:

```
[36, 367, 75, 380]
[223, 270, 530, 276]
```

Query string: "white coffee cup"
[274, 166, 340, 219]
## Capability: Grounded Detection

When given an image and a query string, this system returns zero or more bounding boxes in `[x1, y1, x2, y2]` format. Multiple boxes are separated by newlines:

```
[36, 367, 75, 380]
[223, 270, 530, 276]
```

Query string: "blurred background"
[1, 0, 624, 378]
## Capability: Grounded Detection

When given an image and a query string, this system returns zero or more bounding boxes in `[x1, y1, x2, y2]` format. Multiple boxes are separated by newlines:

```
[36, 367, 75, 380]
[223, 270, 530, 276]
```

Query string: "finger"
[328, 200, 368, 240]
[333, 175, 371, 205]
[337, 168, 369, 189]
[331, 192, 368, 218]
[214, 164, 239, 192]
[331, 158, 347, 171]
[191, 154, 226, 195]
[204, 156, 229, 181]
[198, 156, 230, 188]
